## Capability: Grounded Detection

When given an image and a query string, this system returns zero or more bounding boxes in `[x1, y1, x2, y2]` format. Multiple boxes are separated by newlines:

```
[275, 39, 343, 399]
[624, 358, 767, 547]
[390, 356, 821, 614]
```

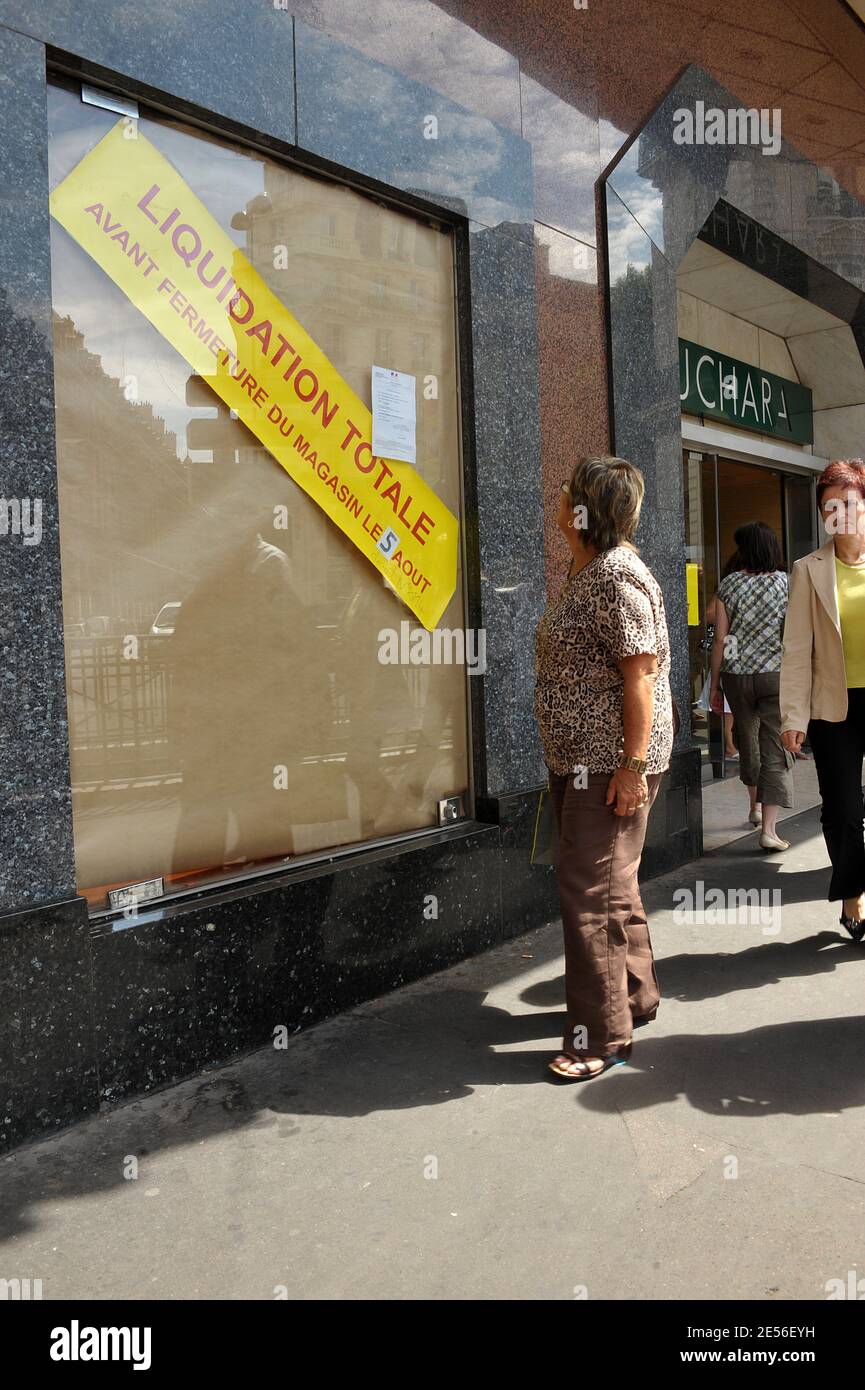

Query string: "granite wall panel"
[0, 26, 76, 912]
[4, 0, 865, 1150]
[0, 0, 297, 144]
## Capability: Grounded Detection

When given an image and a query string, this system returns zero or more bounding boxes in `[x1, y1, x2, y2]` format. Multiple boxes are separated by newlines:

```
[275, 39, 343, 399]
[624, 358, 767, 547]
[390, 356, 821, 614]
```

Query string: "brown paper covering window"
[48, 83, 469, 907]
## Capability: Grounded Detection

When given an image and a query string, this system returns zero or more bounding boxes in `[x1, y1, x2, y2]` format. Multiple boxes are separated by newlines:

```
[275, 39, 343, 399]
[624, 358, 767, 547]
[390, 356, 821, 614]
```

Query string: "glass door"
[783, 471, 818, 565]
[681, 449, 814, 779]
[682, 450, 718, 766]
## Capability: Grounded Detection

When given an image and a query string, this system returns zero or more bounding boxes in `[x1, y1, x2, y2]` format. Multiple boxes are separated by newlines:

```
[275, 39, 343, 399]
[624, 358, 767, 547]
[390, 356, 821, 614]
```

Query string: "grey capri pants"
[720, 670, 794, 808]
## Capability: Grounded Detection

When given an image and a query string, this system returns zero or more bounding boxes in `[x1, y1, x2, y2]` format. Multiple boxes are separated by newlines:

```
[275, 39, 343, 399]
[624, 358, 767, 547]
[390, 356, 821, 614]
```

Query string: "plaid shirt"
[717, 570, 788, 674]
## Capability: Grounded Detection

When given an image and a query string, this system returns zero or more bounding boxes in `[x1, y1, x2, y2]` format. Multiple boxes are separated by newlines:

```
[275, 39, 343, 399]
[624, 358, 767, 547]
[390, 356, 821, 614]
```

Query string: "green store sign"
[679, 338, 813, 445]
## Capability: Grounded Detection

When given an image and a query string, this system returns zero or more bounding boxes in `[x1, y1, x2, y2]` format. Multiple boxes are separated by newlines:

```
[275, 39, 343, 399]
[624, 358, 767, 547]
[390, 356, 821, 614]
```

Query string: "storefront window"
[682, 447, 815, 772]
[47, 80, 469, 910]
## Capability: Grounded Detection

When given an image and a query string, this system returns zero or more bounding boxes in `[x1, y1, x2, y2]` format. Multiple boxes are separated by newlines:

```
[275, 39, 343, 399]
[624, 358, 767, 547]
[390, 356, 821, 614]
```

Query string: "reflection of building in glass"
[226, 171, 456, 612]
[233, 174, 448, 395]
[52, 312, 190, 632]
[50, 95, 467, 900]
[795, 169, 865, 286]
[217, 169, 464, 823]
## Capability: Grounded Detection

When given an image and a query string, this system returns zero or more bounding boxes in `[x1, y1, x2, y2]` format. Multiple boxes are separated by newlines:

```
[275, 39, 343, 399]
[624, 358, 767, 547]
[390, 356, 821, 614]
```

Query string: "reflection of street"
[51, 93, 468, 905]
[168, 522, 339, 876]
[65, 632, 175, 784]
[337, 585, 450, 842]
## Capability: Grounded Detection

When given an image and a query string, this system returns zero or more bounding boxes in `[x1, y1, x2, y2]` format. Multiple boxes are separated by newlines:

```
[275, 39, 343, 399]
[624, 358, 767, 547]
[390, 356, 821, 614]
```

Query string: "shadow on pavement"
[572, 1014, 865, 1119]
[4, 957, 865, 1242]
[0, 804, 857, 1246]
[523, 931, 865, 1007]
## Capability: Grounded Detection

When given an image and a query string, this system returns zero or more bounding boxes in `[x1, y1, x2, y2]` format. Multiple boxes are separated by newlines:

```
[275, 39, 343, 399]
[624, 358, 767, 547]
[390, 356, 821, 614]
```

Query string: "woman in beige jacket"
[780, 458, 865, 940]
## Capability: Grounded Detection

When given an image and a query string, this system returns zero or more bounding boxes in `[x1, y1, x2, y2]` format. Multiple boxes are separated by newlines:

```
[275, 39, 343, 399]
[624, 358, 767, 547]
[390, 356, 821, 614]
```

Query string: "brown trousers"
[548, 770, 663, 1058]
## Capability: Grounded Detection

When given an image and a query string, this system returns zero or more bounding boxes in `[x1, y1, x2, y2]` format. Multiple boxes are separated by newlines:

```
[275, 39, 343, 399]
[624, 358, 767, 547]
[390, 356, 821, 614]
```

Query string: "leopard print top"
[534, 545, 674, 776]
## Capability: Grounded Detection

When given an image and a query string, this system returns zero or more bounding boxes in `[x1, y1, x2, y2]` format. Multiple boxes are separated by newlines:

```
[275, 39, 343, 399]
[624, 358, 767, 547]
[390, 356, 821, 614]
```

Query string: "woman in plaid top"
[709, 522, 792, 851]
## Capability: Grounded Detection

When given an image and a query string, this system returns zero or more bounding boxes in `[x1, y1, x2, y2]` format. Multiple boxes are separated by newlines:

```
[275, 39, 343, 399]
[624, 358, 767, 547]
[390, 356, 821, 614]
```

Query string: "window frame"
[46, 66, 480, 922]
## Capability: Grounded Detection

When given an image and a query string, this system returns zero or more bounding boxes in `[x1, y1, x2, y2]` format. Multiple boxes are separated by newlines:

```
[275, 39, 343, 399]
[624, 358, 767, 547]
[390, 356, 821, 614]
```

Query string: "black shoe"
[840, 914, 865, 943]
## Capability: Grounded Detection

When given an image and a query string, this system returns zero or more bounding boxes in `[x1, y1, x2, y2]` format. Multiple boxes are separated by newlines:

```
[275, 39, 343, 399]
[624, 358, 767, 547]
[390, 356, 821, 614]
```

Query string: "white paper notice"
[372, 366, 417, 465]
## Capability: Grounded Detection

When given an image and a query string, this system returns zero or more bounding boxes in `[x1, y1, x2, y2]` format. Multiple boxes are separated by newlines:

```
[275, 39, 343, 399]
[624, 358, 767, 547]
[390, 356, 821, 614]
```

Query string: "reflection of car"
[65, 615, 112, 637]
[150, 602, 181, 636]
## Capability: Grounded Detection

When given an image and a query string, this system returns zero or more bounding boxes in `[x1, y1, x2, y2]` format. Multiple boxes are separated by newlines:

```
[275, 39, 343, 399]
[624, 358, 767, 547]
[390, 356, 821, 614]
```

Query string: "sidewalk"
[700, 752, 820, 851]
[2, 801, 865, 1301]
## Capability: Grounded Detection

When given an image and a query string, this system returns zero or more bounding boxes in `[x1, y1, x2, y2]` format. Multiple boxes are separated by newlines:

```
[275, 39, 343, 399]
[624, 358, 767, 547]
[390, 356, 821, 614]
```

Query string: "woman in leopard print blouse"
[534, 455, 675, 1082]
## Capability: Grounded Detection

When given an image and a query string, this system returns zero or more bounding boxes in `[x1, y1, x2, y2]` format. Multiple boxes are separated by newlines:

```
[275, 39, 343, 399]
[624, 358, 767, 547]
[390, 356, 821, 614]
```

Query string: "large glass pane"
[47, 81, 470, 909]
[716, 457, 784, 568]
[682, 450, 718, 760]
[783, 471, 817, 568]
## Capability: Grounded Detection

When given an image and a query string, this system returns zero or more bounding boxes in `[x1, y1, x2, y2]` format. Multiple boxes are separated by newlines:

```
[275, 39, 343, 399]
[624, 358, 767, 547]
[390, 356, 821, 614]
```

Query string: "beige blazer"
[780, 539, 849, 733]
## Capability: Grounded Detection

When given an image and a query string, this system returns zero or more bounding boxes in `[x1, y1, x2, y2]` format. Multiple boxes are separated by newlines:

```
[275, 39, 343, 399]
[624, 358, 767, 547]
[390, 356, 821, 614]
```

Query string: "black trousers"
[808, 687, 865, 902]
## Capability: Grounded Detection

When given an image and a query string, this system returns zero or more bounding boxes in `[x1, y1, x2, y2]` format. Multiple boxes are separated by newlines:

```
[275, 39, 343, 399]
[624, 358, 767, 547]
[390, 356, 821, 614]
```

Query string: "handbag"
[530, 787, 559, 867]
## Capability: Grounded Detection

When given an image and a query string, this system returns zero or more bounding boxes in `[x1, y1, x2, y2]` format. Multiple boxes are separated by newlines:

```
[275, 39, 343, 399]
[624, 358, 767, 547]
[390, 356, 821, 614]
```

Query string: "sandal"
[840, 914, 865, 944]
[548, 1043, 632, 1082]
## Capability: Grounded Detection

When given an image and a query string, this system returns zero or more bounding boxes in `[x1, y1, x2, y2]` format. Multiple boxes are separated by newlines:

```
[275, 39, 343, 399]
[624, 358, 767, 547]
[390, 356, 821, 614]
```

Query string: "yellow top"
[835, 556, 865, 688]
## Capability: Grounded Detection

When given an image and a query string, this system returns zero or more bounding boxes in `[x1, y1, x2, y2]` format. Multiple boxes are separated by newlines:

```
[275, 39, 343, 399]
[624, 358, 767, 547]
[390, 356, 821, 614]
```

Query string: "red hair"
[817, 458, 865, 509]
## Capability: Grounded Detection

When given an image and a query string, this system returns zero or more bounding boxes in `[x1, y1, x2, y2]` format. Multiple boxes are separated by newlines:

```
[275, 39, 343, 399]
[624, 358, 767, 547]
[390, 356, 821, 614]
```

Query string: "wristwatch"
[616, 752, 647, 774]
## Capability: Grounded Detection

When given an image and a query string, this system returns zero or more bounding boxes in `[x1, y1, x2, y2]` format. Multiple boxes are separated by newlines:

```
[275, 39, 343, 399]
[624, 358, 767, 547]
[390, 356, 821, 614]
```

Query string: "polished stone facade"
[0, 25, 77, 915]
[0, 2, 550, 1150]
[601, 64, 865, 767]
[2, 0, 865, 1150]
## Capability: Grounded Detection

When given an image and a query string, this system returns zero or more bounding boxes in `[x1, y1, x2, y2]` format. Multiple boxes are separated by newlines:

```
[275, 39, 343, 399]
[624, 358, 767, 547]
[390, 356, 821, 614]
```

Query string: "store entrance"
[682, 450, 816, 775]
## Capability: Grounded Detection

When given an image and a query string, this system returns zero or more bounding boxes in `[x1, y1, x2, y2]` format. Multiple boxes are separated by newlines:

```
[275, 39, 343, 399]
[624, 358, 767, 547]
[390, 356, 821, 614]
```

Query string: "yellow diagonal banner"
[49, 121, 458, 629]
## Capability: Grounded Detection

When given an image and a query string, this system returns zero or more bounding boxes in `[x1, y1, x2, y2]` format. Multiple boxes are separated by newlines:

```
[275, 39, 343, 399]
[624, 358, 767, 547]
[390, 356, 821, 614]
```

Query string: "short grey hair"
[565, 455, 644, 551]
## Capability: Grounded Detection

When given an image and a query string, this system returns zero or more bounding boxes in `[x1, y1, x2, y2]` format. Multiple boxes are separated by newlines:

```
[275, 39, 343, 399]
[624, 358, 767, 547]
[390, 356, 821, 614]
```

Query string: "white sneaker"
[760, 831, 789, 852]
